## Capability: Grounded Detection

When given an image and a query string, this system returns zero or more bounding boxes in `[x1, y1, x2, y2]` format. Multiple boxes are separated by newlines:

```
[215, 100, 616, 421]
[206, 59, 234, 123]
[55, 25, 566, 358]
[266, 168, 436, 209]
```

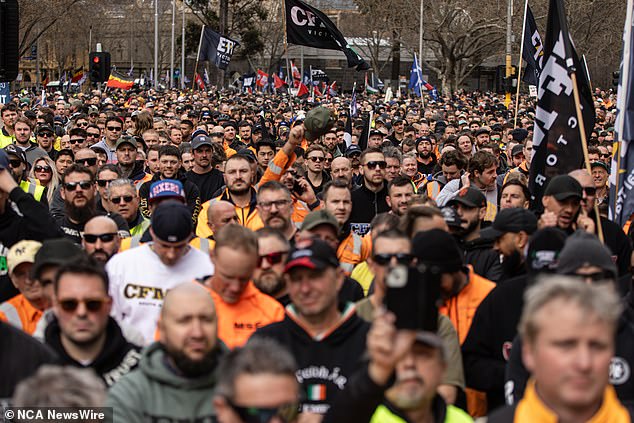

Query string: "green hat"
[301, 210, 339, 234]
[591, 161, 609, 172]
[115, 136, 138, 150]
[304, 106, 335, 142]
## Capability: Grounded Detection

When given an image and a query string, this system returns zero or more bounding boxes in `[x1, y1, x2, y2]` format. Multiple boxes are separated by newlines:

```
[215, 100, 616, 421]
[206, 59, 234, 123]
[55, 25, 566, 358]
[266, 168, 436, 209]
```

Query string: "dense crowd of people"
[0, 85, 631, 423]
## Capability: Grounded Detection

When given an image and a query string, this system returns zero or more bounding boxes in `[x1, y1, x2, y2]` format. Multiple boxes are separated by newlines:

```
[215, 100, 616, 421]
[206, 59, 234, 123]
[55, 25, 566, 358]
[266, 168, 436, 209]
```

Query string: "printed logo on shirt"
[307, 384, 326, 401]
[233, 321, 264, 330]
[124, 283, 167, 301]
[296, 366, 348, 390]
[0, 243, 8, 276]
[350, 223, 371, 237]
[610, 356, 631, 385]
[502, 341, 513, 361]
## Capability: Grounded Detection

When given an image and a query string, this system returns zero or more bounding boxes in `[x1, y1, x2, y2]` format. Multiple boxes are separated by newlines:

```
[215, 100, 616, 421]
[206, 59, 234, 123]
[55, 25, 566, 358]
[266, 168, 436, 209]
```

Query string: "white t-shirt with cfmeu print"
[106, 243, 214, 344]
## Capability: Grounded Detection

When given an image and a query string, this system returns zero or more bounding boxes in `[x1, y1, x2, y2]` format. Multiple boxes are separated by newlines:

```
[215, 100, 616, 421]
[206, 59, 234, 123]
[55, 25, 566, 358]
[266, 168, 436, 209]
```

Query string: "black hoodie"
[349, 183, 390, 236]
[251, 303, 370, 414]
[45, 316, 142, 387]
[461, 236, 503, 283]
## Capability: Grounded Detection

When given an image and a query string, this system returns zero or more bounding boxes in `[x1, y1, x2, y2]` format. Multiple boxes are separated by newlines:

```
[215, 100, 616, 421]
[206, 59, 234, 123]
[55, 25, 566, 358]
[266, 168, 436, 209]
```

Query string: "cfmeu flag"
[522, 5, 545, 85]
[609, 0, 634, 227]
[285, 0, 369, 70]
[528, 0, 595, 206]
[198, 26, 240, 70]
[106, 71, 134, 90]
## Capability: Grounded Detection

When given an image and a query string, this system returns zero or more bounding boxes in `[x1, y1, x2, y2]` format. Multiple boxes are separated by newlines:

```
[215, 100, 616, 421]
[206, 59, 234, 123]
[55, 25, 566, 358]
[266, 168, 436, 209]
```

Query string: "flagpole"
[582, 54, 593, 92]
[193, 25, 205, 91]
[154, 0, 159, 90]
[170, 0, 175, 89]
[514, 0, 529, 128]
[181, 3, 185, 90]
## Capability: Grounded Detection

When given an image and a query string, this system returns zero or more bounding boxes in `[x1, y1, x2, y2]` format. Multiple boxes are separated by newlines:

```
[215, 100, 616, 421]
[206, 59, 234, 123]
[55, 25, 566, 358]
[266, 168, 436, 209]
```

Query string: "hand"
[288, 124, 305, 147]
[0, 168, 18, 194]
[297, 413, 323, 423]
[295, 177, 317, 205]
[460, 172, 471, 189]
[576, 209, 596, 233]
[538, 210, 558, 229]
[366, 307, 416, 386]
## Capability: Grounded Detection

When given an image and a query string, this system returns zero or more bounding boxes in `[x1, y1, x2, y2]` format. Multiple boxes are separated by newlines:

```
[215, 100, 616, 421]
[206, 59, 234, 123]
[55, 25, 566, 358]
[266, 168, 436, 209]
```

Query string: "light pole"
[505, 0, 513, 107]
[154, 0, 159, 89]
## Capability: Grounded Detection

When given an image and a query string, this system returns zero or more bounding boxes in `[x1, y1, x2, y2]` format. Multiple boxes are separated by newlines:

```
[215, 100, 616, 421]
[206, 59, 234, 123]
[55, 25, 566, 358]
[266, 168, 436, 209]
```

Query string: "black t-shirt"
[56, 211, 130, 244]
[417, 158, 437, 179]
[186, 169, 225, 203]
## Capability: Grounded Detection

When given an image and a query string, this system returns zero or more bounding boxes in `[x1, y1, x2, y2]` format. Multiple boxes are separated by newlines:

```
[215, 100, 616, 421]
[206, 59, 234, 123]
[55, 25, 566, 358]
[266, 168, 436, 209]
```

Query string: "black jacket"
[0, 321, 58, 400]
[251, 304, 370, 414]
[45, 316, 142, 387]
[139, 172, 202, 224]
[461, 275, 527, 411]
[0, 188, 64, 302]
[185, 168, 225, 203]
[461, 236, 503, 283]
[349, 183, 390, 236]
[505, 289, 634, 408]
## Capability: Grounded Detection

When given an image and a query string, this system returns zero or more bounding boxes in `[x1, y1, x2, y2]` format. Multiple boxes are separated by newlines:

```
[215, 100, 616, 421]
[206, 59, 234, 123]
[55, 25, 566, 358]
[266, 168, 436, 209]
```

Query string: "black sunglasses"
[308, 156, 325, 163]
[64, 181, 93, 191]
[38, 132, 53, 137]
[97, 179, 115, 187]
[372, 253, 414, 266]
[110, 195, 134, 204]
[69, 138, 85, 145]
[365, 160, 387, 170]
[83, 233, 117, 243]
[227, 399, 299, 423]
[106, 126, 122, 131]
[8, 159, 23, 168]
[257, 251, 288, 267]
[76, 158, 97, 166]
[59, 298, 107, 313]
[34, 165, 52, 173]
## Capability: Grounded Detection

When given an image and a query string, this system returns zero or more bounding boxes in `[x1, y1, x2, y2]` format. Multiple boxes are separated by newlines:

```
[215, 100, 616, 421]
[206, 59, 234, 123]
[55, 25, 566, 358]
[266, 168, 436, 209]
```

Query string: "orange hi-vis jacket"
[337, 232, 372, 275]
[0, 294, 43, 335]
[205, 282, 284, 349]
[119, 235, 213, 254]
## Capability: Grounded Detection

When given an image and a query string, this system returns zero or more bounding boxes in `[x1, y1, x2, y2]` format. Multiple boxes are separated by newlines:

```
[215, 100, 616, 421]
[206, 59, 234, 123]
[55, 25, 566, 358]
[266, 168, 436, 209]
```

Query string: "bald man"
[210, 126, 226, 145]
[82, 216, 121, 264]
[206, 200, 239, 238]
[330, 157, 358, 189]
[108, 282, 225, 422]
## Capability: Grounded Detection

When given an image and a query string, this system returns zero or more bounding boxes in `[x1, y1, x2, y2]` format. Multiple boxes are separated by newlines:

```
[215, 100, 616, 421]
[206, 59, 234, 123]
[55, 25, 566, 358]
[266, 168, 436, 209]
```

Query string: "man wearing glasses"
[253, 228, 292, 305]
[3, 145, 46, 203]
[90, 116, 124, 162]
[82, 216, 121, 264]
[68, 127, 89, 154]
[44, 259, 142, 387]
[35, 124, 58, 160]
[349, 147, 389, 236]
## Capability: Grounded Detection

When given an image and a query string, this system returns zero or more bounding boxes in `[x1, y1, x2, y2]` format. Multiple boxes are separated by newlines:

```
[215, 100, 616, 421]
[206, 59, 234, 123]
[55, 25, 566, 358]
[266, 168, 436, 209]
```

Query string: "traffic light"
[613, 71, 620, 90]
[0, 0, 20, 82]
[89, 52, 111, 83]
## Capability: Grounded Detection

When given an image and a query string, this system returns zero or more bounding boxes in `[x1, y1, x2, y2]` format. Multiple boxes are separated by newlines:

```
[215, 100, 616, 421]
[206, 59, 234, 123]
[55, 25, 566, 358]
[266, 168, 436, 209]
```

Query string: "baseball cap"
[412, 229, 464, 274]
[0, 149, 9, 170]
[511, 144, 524, 157]
[7, 240, 42, 275]
[544, 175, 583, 201]
[191, 135, 213, 150]
[237, 148, 257, 163]
[284, 238, 339, 273]
[115, 136, 138, 150]
[4, 145, 27, 165]
[191, 128, 209, 139]
[414, 331, 446, 355]
[557, 231, 617, 279]
[480, 208, 538, 240]
[345, 144, 362, 157]
[591, 161, 609, 172]
[304, 107, 335, 141]
[440, 206, 462, 229]
[526, 227, 567, 274]
[32, 239, 86, 280]
[475, 128, 490, 136]
[510, 128, 529, 142]
[36, 125, 55, 135]
[151, 201, 193, 243]
[369, 129, 384, 138]
[447, 187, 486, 209]
[149, 179, 186, 203]
[88, 105, 99, 115]
[300, 210, 339, 234]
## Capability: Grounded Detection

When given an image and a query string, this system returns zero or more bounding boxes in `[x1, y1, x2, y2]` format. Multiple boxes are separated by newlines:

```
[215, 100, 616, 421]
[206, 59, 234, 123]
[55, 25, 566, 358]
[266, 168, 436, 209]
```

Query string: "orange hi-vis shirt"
[0, 294, 44, 335]
[337, 232, 372, 275]
[205, 281, 284, 349]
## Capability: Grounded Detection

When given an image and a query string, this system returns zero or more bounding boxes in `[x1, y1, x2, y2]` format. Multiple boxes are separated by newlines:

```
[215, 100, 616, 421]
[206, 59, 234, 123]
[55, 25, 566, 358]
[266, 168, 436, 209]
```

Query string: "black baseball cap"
[480, 208, 538, 240]
[151, 201, 193, 243]
[448, 187, 486, 209]
[32, 239, 86, 280]
[4, 145, 27, 165]
[544, 175, 583, 201]
[369, 129, 384, 138]
[191, 135, 213, 150]
[284, 238, 339, 272]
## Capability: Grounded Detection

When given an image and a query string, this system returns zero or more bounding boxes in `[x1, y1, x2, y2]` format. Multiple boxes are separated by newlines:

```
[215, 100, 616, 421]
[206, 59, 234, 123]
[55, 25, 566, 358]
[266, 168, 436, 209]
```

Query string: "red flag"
[291, 60, 301, 87]
[256, 69, 269, 87]
[273, 73, 287, 89]
[313, 85, 323, 97]
[194, 73, 205, 90]
[297, 82, 309, 98]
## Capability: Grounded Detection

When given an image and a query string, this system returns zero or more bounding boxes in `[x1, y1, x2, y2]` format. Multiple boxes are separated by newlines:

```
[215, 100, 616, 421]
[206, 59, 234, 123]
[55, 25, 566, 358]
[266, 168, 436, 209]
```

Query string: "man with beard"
[45, 259, 141, 387]
[330, 157, 360, 190]
[4, 145, 46, 203]
[386, 176, 415, 217]
[203, 224, 284, 349]
[82, 216, 121, 265]
[13, 117, 48, 166]
[186, 134, 224, 202]
[480, 208, 537, 281]
[205, 200, 239, 241]
[349, 148, 389, 236]
[57, 164, 130, 243]
[253, 228, 291, 305]
[257, 181, 296, 242]
[448, 187, 503, 282]
[416, 136, 437, 179]
[108, 282, 225, 421]
[539, 174, 595, 234]
[114, 136, 146, 182]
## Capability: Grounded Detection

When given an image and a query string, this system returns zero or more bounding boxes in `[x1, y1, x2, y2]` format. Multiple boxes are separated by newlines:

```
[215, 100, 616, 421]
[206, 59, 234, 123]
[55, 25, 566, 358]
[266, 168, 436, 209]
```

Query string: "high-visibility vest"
[371, 403, 472, 423]
[19, 179, 45, 202]
[338, 232, 371, 275]
[0, 295, 43, 335]
[119, 235, 213, 254]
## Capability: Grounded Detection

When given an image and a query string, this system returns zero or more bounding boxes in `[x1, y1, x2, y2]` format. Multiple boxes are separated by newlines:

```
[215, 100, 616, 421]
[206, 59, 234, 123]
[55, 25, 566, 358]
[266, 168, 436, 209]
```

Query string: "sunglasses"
[64, 181, 93, 191]
[59, 298, 107, 313]
[372, 253, 414, 266]
[364, 160, 387, 170]
[211, 132, 225, 137]
[76, 122, 89, 127]
[86, 132, 99, 138]
[227, 399, 299, 423]
[69, 138, 85, 145]
[8, 159, 23, 168]
[308, 156, 325, 163]
[34, 165, 52, 173]
[110, 195, 134, 204]
[106, 126, 122, 131]
[584, 187, 597, 196]
[38, 132, 53, 138]
[572, 271, 611, 282]
[83, 233, 117, 243]
[97, 179, 116, 187]
[257, 251, 288, 267]
[76, 158, 97, 166]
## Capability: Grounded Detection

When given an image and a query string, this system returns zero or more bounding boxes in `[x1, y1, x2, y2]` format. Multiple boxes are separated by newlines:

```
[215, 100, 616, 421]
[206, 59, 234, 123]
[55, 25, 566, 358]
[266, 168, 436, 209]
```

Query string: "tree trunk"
[390, 30, 400, 90]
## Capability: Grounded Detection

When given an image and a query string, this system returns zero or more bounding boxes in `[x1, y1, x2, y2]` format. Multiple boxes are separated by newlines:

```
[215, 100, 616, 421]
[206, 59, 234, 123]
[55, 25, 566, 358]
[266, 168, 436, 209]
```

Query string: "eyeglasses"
[258, 199, 290, 210]
[69, 138, 85, 145]
[64, 181, 93, 191]
[76, 122, 89, 127]
[8, 159, 23, 168]
[59, 298, 108, 313]
[110, 195, 134, 204]
[34, 165, 52, 173]
[584, 187, 597, 196]
[372, 253, 414, 266]
[86, 133, 99, 138]
[364, 161, 387, 170]
[308, 156, 325, 163]
[83, 233, 117, 243]
[257, 251, 289, 267]
[38, 132, 53, 138]
[106, 126, 122, 132]
[76, 158, 97, 166]
[324, 158, 333, 163]
[97, 179, 116, 187]
[227, 399, 299, 423]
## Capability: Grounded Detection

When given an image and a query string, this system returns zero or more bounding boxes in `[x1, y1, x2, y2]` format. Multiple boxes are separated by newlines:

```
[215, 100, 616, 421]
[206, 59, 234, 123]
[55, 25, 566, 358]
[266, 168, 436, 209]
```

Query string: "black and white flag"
[522, 5, 544, 85]
[311, 68, 329, 81]
[528, 0, 595, 206]
[285, 0, 369, 70]
[198, 26, 239, 70]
